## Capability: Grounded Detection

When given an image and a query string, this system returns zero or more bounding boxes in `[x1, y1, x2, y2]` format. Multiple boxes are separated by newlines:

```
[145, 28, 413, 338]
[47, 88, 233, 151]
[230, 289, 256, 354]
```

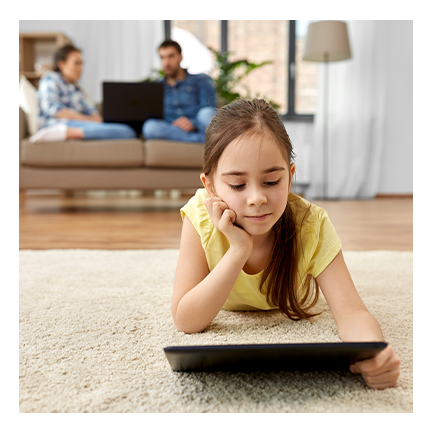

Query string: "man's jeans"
[142, 107, 216, 143]
[66, 121, 137, 139]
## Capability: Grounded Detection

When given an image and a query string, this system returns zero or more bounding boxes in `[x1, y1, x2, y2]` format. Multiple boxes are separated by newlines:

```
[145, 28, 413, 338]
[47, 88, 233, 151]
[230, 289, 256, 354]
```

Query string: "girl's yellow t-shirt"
[181, 188, 342, 311]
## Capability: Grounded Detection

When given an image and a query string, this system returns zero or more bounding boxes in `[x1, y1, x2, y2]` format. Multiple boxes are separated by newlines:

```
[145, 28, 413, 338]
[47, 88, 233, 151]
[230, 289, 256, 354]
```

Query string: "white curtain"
[305, 20, 389, 199]
[77, 21, 164, 102]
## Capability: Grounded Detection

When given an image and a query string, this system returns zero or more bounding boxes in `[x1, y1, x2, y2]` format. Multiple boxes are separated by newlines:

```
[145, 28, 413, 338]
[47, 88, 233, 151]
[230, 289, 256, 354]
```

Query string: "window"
[293, 20, 317, 118]
[228, 20, 289, 114]
[170, 20, 220, 75]
[164, 20, 316, 121]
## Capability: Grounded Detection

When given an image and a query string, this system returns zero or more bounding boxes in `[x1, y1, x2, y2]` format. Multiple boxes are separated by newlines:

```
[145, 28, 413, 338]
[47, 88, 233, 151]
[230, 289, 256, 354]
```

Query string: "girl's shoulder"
[288, 193, 327, 228]
[289, 193, 342, 273]
[180, 188, 213, 246]
[181, 188, 209, 216]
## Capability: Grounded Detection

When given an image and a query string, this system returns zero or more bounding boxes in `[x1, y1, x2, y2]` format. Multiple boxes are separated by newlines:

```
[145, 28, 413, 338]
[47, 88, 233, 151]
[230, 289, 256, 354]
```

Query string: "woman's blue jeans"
[142, 107, 216, 143]
[66, 120, 137, 140]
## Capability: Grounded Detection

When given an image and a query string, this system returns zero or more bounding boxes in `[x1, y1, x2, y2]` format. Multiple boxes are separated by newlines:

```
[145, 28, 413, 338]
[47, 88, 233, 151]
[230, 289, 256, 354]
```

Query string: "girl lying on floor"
[172, 98, 400, 390]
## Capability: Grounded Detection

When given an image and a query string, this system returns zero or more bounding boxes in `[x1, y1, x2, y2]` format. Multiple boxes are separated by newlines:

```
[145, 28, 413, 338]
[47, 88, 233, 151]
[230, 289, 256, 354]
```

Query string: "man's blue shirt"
[161, 70, 217, 129]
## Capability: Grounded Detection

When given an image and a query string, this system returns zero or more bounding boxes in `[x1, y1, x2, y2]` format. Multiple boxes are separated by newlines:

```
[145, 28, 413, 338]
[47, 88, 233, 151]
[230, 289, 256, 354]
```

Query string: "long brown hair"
[203, 98, 320, 320]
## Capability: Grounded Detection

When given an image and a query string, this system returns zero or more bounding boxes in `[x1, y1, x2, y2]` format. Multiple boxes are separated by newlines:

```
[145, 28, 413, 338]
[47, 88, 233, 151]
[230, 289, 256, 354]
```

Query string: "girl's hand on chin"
[204, 196, 253, 255]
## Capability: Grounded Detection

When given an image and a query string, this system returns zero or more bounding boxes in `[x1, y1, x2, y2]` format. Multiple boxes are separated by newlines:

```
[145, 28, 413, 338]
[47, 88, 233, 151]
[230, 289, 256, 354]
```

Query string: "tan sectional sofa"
[19, 107, 205, 193]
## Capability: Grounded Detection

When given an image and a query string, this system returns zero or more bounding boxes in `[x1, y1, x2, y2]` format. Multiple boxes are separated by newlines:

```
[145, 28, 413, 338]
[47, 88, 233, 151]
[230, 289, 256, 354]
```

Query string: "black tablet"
[164, 342, 388, 372]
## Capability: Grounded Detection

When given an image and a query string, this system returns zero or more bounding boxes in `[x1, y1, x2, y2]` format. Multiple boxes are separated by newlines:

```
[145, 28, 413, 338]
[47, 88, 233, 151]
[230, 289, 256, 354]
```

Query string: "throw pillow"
[19, 75, 39, 136]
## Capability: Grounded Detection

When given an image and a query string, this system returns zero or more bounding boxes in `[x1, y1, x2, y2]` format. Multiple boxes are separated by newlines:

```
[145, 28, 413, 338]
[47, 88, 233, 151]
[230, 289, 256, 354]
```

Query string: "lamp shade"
[303, 21, 352, 62]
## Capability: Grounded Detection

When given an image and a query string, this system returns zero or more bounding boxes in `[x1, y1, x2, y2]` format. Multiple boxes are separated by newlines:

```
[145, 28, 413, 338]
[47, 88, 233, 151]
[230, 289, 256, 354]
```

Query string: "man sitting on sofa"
[142, 40, 217, 143]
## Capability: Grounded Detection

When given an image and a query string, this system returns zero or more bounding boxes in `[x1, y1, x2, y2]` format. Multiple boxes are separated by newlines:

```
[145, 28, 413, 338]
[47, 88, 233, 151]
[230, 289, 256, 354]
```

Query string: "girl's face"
[202, 131, 295, 238]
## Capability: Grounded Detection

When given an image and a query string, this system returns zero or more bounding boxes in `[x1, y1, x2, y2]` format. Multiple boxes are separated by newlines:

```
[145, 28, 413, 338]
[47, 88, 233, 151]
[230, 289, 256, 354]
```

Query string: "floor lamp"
[303, 21, 352, 199]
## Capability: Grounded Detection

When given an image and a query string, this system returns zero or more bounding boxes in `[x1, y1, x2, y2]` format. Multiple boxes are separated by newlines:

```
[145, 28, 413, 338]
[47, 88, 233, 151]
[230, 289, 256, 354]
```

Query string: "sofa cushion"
[144, 140, 204, 169]
[21, 139, 144, 168]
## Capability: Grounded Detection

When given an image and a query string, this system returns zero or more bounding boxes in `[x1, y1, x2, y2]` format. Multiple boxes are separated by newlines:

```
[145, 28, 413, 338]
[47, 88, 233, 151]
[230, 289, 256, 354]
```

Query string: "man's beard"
[164, 67, 179, 79]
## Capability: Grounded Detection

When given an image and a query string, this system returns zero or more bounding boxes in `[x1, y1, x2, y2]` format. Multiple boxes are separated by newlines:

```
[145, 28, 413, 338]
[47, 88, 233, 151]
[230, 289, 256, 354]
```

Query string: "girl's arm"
[316, 250, 381, 342]
[316, 250, 400, 389]
[172, 216, 250, 334]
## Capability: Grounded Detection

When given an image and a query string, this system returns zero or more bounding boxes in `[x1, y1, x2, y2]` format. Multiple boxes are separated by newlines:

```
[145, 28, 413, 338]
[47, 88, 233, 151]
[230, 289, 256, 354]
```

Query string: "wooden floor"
[19, 191, 413, 251]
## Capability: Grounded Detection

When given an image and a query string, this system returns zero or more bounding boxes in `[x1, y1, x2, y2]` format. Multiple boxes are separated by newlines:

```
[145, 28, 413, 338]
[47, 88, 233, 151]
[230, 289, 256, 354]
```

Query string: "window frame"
[164, 20, 314, 122]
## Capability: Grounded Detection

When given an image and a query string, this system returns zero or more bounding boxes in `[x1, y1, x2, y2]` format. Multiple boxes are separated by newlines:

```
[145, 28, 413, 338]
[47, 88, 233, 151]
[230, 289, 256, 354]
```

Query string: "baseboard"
[375, 194, 413, 198]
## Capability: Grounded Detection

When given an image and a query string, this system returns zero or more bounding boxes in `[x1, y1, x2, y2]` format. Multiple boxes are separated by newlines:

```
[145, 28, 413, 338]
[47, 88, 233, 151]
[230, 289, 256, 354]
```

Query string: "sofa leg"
[61, 190, 74, 198]
[154, 189, 168, 198]
[19, 190, 25, 208]
[169, 189, 182, 200]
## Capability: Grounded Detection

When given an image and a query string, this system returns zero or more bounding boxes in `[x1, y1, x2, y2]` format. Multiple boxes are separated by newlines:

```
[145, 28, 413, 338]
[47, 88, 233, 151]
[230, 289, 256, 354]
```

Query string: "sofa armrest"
[19, 107, 29, 189]
[20, 107, 29, 141]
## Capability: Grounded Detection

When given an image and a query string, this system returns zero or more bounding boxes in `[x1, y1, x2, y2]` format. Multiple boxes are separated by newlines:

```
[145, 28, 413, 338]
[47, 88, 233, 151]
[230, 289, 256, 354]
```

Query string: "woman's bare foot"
[66, 128, 84, 139]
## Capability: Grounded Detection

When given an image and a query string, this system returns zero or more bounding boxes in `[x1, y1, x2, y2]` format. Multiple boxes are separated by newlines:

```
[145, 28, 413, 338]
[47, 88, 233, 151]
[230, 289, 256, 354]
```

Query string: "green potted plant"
[209, 47, 280, 109]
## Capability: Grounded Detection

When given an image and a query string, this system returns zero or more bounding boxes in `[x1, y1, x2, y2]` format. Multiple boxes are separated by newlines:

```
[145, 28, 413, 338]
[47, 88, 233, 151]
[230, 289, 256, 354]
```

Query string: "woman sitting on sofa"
[30, 44, 136, 142]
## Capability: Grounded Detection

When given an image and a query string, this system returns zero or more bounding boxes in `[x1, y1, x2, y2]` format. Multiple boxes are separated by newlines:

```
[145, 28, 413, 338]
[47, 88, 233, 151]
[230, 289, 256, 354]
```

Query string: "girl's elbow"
[173, 316, 206, 334]
[171, 298, 208, 334]
[172, 310, 206, 334]
[175, 323, 205, 334]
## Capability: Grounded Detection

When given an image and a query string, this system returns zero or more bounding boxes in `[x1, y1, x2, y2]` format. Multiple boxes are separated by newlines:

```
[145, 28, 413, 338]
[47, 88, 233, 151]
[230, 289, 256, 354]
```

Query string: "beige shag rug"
[19, 249, 413, 413]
